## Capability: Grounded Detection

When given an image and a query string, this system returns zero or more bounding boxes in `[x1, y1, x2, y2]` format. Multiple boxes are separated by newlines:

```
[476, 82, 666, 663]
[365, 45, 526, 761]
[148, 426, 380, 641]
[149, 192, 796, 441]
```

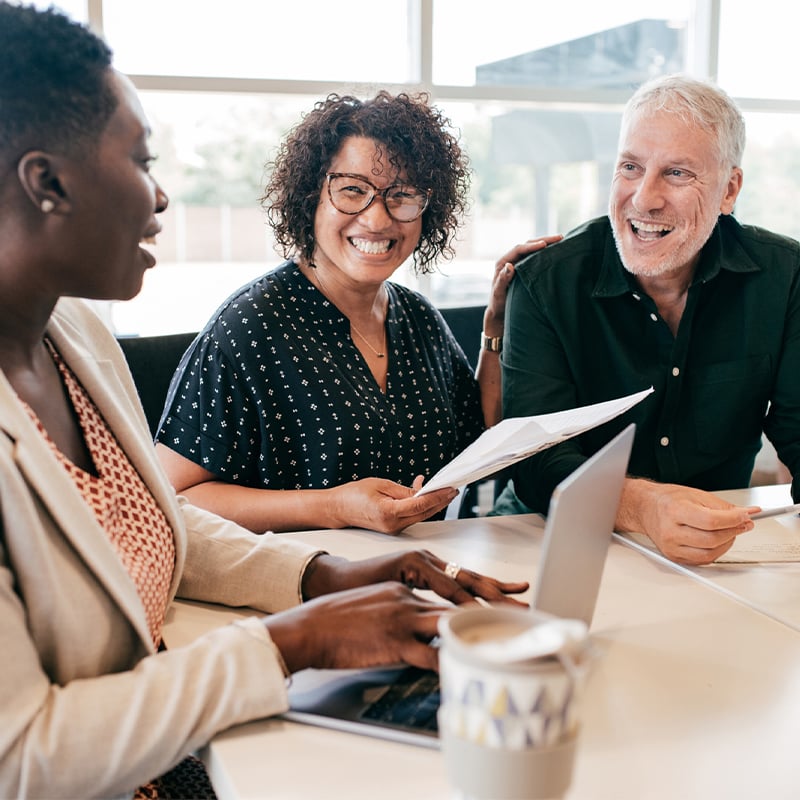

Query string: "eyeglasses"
[325, 173, 431, 223]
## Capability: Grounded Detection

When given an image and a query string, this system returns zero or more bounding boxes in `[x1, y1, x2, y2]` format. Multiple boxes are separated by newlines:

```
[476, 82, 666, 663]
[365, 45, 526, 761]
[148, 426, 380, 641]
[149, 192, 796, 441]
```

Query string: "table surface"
[617, 484, 800, 632]
[163, 491, 800, 800]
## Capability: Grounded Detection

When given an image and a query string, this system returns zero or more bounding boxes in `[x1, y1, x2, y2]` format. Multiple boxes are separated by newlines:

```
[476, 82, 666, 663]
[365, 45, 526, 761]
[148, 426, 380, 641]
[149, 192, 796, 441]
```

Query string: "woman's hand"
[484, 235, 563, 336]
[327, 477, 458, 534]
[264, 582, 447, 672]
[301, 549, 529, 606]
[268, 551, 529, 673]
[478, 234, 563, 427]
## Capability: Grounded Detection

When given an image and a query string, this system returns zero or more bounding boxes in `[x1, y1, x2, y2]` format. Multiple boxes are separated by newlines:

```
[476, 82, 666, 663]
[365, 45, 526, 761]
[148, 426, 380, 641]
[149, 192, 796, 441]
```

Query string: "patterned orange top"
[23, 340, 176, 647]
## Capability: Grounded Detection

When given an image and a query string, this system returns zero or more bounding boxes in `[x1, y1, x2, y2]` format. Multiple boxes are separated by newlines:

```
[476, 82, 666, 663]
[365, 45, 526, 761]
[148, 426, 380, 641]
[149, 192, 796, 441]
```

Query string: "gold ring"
[444, 561, 461, 580]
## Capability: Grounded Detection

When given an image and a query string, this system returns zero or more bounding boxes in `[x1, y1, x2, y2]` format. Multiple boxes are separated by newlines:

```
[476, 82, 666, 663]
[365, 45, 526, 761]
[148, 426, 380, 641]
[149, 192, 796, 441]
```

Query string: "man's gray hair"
[622, 73, 746, 169]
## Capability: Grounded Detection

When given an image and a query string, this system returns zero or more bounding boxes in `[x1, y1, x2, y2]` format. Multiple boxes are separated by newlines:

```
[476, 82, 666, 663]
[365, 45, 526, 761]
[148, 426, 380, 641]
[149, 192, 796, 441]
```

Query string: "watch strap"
[481, 332, 503, 353]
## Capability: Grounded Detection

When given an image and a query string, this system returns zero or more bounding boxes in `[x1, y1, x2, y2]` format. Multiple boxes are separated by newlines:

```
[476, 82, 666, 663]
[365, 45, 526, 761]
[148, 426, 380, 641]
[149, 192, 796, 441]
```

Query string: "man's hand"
[617, 478, 758, 565]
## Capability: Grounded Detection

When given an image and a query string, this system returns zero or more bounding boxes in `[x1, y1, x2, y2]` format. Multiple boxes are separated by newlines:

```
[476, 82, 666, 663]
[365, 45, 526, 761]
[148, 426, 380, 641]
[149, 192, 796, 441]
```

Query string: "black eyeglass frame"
[325, 172, 432, 222]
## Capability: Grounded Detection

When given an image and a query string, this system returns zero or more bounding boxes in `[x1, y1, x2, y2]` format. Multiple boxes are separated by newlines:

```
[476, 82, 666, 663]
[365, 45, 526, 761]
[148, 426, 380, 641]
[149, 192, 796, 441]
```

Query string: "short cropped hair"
[622, 73, 746, 170]
[0, 2, 116, 163]
[262, 91, 471, 274]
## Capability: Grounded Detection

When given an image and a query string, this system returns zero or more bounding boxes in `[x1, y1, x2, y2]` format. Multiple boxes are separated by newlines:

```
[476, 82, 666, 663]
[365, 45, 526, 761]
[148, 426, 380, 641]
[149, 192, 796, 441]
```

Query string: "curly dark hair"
[0, 3, 116, 163]
[262, 91, 471, 274]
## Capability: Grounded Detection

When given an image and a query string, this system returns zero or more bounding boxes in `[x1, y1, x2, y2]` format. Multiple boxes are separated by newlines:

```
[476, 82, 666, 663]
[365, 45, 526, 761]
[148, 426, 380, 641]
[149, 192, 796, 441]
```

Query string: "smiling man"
[498, 74, 800, 566]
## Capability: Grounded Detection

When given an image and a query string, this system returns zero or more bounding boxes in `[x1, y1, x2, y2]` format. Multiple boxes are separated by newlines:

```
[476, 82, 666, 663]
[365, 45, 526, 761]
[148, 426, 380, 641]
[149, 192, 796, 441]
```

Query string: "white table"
[164, 505, 800, 800]
[617, 484, 800, 632]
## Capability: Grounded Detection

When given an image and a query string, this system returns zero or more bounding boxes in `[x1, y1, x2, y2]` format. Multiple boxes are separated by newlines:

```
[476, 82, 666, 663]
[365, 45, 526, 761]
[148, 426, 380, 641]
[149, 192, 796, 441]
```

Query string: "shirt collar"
[592, 215, 761, 299]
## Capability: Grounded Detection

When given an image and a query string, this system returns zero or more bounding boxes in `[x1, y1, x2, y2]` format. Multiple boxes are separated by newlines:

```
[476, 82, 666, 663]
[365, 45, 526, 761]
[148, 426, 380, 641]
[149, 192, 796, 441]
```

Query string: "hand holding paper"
[416, 387, 654, 496]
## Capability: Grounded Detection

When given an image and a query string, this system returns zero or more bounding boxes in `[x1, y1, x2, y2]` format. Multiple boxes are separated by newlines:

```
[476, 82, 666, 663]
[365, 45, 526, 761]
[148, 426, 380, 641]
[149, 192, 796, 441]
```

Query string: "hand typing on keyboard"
[264, 549, 529, 674]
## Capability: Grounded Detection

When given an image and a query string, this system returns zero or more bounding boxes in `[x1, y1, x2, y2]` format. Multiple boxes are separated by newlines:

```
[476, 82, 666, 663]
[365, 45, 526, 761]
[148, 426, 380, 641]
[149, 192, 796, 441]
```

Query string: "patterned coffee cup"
[438, 605, 592, 800]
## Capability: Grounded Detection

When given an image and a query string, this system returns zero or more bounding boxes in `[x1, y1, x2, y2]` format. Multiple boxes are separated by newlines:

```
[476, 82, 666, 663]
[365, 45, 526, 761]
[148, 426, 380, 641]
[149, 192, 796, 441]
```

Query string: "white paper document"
[416, 386, 654, 496]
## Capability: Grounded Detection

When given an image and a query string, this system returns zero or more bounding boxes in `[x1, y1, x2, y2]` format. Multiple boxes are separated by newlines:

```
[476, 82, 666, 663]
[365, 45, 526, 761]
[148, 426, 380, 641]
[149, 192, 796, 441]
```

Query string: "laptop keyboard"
[359, 667, 441, 732]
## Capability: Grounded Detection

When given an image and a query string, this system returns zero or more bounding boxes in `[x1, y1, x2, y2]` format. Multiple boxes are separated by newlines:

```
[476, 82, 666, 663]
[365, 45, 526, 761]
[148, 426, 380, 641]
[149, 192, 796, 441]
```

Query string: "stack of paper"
[417, 386, 654, 495]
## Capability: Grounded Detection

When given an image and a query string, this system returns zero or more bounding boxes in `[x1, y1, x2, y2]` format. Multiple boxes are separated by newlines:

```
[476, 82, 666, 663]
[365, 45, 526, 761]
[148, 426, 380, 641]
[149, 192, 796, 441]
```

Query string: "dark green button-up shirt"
[503, 214, 800, 512]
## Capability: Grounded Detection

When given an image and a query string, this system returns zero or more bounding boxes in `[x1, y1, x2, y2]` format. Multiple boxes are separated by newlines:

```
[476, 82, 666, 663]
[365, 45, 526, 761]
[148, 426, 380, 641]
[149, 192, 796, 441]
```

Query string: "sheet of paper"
[621, 515, 800, 563]
[416, 386, 654, 496]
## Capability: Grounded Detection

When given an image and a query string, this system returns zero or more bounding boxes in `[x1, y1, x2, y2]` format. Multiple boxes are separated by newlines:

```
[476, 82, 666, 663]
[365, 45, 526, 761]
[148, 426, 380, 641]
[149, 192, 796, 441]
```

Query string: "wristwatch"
[480, 332, 503, 353]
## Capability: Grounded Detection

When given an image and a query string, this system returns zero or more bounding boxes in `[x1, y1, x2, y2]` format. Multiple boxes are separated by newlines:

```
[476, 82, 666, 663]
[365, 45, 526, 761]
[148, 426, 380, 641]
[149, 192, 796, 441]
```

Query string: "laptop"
[282, 423, 635, 749]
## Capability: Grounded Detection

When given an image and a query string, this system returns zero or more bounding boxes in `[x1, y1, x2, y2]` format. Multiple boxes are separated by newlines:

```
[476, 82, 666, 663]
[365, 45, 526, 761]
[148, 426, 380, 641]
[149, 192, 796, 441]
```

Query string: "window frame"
[75, 0, 800, 327]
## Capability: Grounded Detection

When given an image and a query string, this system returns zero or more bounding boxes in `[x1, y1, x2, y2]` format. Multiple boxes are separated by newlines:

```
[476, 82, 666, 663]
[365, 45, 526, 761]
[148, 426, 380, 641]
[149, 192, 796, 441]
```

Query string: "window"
[431, 0, 690, 87]
[718, 0, 800, 100]
[30, 0, 86, 21]
[104, 0, 413, 83]
[38, 0, 800, 334]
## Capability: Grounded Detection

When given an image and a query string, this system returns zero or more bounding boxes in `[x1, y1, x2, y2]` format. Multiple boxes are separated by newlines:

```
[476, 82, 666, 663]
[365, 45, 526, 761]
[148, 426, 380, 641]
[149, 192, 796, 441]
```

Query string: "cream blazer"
[0, 299, 323, 799]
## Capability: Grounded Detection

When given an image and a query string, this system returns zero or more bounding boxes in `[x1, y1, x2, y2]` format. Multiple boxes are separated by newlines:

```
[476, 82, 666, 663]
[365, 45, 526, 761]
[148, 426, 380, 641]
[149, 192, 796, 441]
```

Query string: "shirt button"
[660, 436, 670, 447]
[672, 367, 680, 377]
[650, 313, 658, 322]
[632, 293, 641, 301]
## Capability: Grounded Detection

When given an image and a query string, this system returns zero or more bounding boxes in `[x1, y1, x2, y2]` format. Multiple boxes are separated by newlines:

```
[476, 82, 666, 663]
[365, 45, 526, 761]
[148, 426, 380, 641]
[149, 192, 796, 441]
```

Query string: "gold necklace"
[312, 266, 387, 358]
[348, 321, 386, 359]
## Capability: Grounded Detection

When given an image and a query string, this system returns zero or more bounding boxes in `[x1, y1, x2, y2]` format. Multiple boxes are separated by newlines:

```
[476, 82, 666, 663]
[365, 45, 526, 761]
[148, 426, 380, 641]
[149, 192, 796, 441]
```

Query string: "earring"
[40, 199, 55, 213]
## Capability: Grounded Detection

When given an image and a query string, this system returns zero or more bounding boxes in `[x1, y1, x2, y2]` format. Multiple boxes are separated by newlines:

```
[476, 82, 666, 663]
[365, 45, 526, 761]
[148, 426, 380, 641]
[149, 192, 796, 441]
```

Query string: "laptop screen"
[282, 424, 635, 748]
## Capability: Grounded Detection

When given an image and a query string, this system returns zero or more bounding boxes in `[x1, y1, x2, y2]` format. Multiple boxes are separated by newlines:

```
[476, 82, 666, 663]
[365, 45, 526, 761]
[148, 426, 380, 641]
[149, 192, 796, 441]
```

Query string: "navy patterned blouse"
[156, 261, 483, 491]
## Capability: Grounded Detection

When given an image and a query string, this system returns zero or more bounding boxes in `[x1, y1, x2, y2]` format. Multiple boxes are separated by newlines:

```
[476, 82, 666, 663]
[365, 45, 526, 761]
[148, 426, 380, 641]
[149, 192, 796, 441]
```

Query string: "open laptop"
[282, 423, 635, 749]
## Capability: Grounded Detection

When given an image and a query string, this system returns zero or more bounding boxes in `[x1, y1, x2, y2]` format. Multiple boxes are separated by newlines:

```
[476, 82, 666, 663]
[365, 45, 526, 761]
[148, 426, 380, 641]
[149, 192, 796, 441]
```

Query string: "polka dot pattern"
[26, 341, 176, 647]
[157, 261, 483, 492]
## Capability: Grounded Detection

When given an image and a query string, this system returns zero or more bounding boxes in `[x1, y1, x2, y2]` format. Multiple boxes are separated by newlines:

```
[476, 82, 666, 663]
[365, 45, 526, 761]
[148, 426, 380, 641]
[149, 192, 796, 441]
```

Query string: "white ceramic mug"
[438, 605, 592, 800]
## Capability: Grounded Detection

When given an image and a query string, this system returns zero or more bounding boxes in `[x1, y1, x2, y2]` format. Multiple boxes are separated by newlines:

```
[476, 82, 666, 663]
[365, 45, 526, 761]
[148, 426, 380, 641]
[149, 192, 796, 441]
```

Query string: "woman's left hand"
[301, 549, 529, 606]
[484, 235, 563, 335]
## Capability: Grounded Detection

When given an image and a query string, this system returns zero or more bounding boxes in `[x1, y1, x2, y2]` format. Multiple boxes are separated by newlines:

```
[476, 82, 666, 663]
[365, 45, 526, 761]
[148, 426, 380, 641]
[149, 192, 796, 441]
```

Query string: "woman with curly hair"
[156, 92, 557, 534]
[0, 8, 529, 795]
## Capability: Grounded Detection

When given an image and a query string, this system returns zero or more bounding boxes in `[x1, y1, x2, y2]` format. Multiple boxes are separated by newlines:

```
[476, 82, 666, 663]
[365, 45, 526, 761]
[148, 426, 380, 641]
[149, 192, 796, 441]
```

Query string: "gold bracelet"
[481, 332, 503, 352]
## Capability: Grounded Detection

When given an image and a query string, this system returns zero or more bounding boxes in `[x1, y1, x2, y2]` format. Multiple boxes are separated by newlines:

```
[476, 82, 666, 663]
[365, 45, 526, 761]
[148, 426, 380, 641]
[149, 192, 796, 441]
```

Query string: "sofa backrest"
[116, 331, 198, 437]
